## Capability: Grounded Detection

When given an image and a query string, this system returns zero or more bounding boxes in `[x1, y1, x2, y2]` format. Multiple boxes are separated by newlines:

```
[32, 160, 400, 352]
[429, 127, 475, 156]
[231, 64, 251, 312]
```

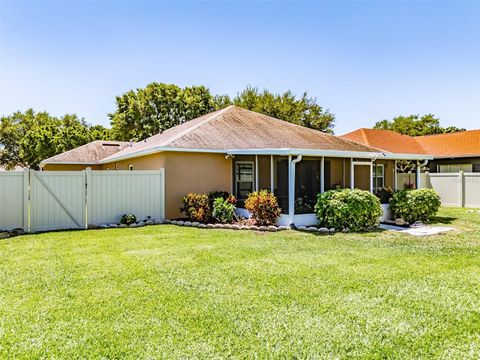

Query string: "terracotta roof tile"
[416, 130, 480, 157]
[340, 128, 428, 154]
[341, 128, 480, 158]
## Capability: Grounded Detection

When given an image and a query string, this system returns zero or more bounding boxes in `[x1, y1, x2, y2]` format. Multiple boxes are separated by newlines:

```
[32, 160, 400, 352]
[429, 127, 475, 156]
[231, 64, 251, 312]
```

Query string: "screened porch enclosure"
[233, 155, 399, 218]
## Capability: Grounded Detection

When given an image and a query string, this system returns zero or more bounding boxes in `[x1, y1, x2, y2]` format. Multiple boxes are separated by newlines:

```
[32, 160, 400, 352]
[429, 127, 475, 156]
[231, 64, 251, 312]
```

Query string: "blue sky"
[1, 1, 479, 135]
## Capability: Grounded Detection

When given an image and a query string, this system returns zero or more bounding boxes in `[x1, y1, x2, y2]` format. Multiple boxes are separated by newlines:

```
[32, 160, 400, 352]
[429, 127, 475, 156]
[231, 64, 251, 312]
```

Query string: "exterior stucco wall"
[101, 153, 167, 171]
[104, 152, 232, 219]
[42, 164, 101, 171]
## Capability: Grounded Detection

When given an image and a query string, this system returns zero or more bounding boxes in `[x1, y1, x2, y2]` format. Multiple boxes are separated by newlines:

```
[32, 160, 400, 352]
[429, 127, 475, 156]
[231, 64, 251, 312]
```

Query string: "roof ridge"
[416, 130, 477, 139]
[158, 105, 234, 147]
[337, 131, 384, 153]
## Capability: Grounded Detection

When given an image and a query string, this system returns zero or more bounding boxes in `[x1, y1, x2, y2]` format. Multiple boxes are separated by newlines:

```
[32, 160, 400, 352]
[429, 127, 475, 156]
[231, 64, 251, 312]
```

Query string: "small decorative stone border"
[1, 219, 337, 239]
[88, 219, 164, 229]
[166, 219, 288, 232]
[0, 228, 26, 239]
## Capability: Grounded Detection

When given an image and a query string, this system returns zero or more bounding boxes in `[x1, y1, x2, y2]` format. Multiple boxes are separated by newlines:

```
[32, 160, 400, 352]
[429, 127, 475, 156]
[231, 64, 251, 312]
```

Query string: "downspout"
[289, 155, 302, 227]
[416, 159, 429, 189]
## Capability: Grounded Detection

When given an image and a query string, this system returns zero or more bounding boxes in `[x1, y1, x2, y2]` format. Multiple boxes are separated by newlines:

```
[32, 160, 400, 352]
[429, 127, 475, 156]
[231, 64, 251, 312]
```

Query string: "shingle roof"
[102, 106, 381, 162]
[341, 128, 480, 158]
[41, 141, 129, 164]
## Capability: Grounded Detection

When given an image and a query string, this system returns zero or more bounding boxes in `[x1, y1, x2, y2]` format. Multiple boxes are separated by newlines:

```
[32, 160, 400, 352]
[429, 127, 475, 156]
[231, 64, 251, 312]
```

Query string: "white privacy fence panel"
[464, 173, 480, 208]
[426, 172, 480, 208]
[30, 171, 87, 232]
[87, 170, 165, 225]
[427, 173, 461, 206]
[0, 169, 165, 233]
[0, 172, 27, 230]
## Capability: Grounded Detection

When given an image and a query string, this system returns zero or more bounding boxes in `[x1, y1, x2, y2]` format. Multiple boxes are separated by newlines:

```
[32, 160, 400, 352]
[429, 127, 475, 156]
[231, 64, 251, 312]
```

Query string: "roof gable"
[102, 106, 380, 162]
[41, 141, 129, 164]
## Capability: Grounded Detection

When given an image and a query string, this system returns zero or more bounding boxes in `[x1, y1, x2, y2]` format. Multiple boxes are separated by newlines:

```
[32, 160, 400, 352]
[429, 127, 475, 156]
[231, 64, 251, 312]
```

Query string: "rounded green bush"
[212, 197, 236, 224]
[390, 189, 441, 224]
[314, 189, 382, 231]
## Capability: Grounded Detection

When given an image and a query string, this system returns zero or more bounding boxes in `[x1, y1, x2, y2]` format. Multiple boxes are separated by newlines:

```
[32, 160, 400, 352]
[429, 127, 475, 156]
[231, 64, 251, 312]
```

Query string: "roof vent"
[101, 143, 120, 147]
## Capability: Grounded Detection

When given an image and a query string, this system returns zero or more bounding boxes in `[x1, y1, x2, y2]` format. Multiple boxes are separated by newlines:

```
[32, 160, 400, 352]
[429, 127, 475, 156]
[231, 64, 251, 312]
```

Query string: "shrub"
[244, 190, 282, 226]
[375, 187, 394, 204]
[390, 189, 441, 223]
[181, 193, 210, 223]
[208, 190, 236, 208]
[212, 197, 236, 224]
[314, 189, 382, 231]
[120, 214, 137, 225]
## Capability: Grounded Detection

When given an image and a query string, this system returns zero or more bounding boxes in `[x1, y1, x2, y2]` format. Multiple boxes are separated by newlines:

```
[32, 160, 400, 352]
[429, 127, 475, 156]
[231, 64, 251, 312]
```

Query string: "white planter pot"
[380, 204, 392, 222]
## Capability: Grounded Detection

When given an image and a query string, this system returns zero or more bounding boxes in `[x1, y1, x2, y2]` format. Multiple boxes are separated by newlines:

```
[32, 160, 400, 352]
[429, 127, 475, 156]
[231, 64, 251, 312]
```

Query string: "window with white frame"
[128, 164, 134, 171]
[235, 161, 254, 199]
[373, 164, 384, 191]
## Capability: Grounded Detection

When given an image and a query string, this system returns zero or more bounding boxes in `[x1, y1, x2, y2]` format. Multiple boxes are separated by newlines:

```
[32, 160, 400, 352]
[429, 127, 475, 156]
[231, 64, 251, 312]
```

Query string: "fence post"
[459, 170, 465, 207]
[85, 167, 92, 228]
[160, 168, 166, 220]
[23, 169, 30, 232]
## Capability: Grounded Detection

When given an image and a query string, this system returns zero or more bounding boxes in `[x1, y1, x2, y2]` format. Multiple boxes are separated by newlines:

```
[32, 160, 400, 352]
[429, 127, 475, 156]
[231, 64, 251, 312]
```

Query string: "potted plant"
[375, 187, 394, 222]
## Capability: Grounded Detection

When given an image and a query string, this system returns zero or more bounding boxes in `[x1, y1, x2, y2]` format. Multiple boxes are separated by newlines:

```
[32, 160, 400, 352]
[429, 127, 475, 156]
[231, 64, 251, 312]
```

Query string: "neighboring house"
[0, 165, 25, 171]
[341, 128, 480, 173]
[40, 106, 430, 225]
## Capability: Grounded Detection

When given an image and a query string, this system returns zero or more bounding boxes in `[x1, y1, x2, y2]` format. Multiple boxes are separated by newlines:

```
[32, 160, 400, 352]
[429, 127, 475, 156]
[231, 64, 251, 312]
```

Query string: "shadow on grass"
[431, 216, 457, 225]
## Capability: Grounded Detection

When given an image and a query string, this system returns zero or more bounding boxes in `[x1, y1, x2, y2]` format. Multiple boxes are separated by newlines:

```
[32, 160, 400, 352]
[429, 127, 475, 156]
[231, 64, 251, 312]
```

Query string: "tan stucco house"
[40, 106, 431, 226]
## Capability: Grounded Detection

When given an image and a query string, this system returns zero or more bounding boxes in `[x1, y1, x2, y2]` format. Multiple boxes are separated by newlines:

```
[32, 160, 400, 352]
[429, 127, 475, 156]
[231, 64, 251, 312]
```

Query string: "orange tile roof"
[416, 130, 480, 157]
[341, 128, 480, 158]
[340, 128, 427, 154]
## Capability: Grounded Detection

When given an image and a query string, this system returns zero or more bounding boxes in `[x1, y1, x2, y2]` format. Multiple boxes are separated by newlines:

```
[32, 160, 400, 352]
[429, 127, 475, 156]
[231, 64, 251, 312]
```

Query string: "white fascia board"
[99, 146, 433, 164]
[227, 148, 385, 159]
[98, 146, 227, 164]
[381, 153, 433, 160]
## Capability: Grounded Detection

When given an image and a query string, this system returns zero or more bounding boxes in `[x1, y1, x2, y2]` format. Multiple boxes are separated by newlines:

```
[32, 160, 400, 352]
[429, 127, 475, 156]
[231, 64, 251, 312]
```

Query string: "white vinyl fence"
[0, 169, 165, 232]
[426, 171, 480, 208]
[0, 171, 28, 231]
[88, 170, 165, 225]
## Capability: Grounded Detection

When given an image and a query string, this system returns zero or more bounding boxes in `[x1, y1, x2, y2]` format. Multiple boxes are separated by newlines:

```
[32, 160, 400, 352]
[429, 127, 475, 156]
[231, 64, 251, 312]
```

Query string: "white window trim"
[373, 164, 384, 191]
[235, 161, 255, 199]
[128, 164, 134, 171]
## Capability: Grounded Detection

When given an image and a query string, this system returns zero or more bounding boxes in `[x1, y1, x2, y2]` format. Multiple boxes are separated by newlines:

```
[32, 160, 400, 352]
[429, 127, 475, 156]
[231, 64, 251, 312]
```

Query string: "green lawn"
[1, 207, 480, 359]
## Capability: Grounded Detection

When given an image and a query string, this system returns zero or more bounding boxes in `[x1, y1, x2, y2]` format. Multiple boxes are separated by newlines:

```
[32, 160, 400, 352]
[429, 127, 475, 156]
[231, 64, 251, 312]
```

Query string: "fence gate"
[30, 171, 86, 232]
[0, 171, 28, 231]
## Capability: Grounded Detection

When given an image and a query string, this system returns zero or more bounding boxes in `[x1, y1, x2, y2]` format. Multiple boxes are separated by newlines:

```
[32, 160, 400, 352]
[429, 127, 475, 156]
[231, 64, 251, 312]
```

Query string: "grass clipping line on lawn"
[0, 207, 479, 359]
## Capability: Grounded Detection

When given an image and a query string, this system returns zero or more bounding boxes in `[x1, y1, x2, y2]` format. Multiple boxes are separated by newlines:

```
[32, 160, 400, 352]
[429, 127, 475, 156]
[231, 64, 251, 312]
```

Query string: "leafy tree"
[0, 109, 110, 170]
[373, 114, 465, 136]
[233, 86, 334, 133]
[109, 83, 335, 141]
[109, 83, 221, 141]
